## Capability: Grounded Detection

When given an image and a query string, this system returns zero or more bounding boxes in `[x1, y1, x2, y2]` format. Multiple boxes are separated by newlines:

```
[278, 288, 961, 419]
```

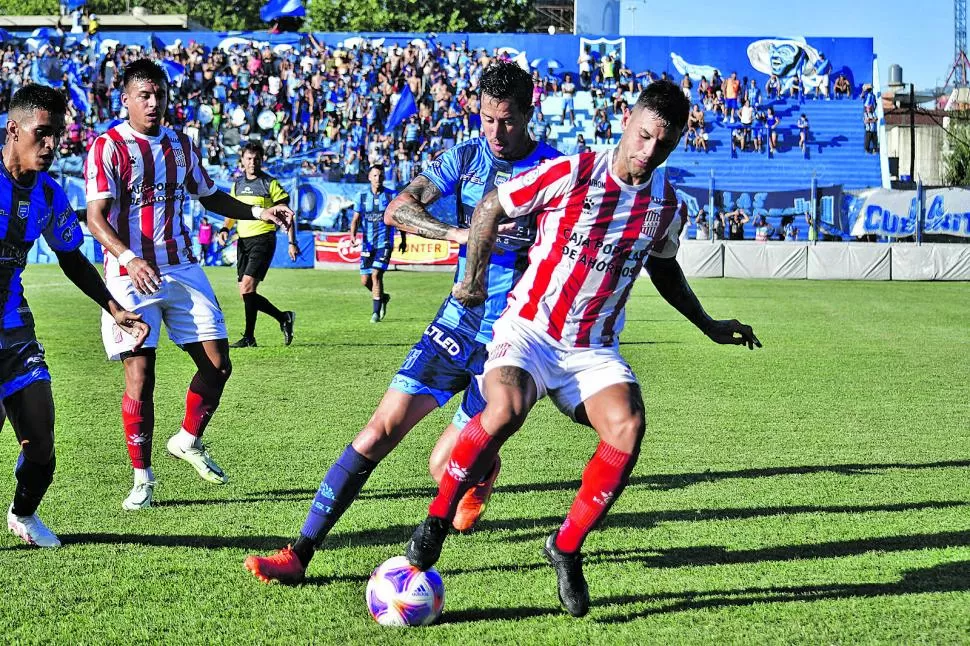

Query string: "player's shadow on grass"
[357, 459, 970, 501]
[594, 559, 970, 623]
[488, 500, 967, 543]
[435, 528, 970, 588]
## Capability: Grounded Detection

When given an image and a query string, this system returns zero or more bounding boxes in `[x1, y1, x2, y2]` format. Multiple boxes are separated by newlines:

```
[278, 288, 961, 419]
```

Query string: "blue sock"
[12, 452, 55, 517]
[300, 445, 377, 549]
[372, 298, 382, 316]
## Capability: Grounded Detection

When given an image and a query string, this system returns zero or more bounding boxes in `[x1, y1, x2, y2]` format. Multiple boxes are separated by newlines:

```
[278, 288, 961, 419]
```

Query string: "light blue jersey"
[422, 137, 561, 343]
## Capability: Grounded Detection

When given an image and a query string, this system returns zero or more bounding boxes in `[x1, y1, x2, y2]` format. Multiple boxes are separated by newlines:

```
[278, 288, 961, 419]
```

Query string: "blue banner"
[847, 187, 970, 239]
[56, 31, 872, 89]
[678, 184, 845, 237]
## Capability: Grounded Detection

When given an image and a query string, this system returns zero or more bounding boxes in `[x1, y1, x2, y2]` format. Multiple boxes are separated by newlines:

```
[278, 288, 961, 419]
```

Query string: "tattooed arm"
[645, 254, 762, 349]
[451, 189, 506, 307]
[384, 175, 467, 243]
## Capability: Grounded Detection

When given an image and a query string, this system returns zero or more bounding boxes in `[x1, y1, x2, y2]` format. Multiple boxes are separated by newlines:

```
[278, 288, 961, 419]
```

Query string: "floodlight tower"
[948, 0, 970, 86]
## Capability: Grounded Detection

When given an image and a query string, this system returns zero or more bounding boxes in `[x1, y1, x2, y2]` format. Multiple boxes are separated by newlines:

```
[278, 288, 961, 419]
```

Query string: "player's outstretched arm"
[54, 249, 150, 350]
[385, 176, 465, 243]
[644, 255, 762, 350]
[452, 189, 506, 307]
[199, 190, 293, 230]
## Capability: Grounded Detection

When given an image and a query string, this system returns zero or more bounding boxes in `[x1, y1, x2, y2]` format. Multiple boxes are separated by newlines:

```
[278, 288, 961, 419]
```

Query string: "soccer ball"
[366, 555, 445, 626]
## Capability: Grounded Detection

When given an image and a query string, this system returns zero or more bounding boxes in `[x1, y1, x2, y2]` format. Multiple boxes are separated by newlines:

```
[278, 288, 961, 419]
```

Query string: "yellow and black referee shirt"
[227, 172, 290, 238]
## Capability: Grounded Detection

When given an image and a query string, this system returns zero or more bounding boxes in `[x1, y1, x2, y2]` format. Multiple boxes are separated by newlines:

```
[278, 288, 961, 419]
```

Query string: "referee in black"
[219, 141, 296, 348]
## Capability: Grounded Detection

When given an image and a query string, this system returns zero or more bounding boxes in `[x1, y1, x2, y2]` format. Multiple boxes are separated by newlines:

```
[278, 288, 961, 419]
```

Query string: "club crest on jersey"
[16, 201, 29, 220]
[494, 170, 511, 186]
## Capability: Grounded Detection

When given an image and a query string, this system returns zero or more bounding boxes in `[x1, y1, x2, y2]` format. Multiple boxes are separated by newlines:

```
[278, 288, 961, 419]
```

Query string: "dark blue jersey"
[0, 152, 84, 343]
[421, 138, 561, 343]
[356, 187, 396, 249]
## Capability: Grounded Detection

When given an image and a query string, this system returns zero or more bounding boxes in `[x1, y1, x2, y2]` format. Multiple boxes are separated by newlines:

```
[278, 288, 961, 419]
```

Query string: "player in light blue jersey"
[0, 86, 148, 548]
[350, 164, 406, 322]
[245, 61, 561, 583]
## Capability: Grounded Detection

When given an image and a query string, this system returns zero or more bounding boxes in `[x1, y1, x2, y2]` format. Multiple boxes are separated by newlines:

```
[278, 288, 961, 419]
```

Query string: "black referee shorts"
[237, 232, 277, 282]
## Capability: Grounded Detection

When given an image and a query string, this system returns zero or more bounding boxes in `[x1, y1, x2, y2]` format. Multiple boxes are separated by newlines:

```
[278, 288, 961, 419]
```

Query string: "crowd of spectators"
[0, 32, 873, 184]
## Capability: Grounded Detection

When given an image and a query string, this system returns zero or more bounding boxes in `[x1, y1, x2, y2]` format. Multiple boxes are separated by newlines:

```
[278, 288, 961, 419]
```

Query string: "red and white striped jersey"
[86, 121, 217, 277]
[496, 149, 686, 349]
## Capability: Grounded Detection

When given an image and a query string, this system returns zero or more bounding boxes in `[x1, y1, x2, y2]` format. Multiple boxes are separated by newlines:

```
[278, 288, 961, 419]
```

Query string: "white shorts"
[102, 263, 228, 360]
[484, 316, 638, 420]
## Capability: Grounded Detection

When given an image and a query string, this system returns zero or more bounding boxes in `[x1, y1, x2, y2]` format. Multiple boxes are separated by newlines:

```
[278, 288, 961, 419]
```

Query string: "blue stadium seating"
[541, 93, 881, 191]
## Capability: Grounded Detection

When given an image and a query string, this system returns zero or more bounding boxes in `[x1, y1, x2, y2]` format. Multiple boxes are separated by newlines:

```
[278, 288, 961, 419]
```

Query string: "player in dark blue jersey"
[0, 85, 148, 547]
[245, 61, 561, 583]
[350, 164, 406, 322]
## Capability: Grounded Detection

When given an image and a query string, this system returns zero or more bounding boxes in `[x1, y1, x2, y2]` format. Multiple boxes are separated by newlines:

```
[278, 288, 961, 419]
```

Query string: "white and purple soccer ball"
[366, 556, 445, 627]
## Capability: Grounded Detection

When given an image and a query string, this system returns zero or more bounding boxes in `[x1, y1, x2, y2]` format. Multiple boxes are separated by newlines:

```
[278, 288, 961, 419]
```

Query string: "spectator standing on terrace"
[754, 215, 774, 241]
[739, 100, 754, 150]
[594, 109, 612, 144]
[745, 79, 761, 107]
[695, 209, 711, 240]
[864, 106, 879, 154]
[814, 53, 832, 99]
[724, 208, 750, 240]
[797, 113, 810, 152]
[578, 47, 593, 89]
[723, 72, 741, 123]
[765, 74, 781, 100]
[681, 74, 692, 101]
[561, 73, 577, 126]
[766, 107, 780, 154]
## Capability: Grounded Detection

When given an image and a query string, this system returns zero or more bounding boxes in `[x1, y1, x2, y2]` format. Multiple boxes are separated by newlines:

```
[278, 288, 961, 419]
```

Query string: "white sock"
[174, 428, 199, 451]
[134, 467, 154, 484]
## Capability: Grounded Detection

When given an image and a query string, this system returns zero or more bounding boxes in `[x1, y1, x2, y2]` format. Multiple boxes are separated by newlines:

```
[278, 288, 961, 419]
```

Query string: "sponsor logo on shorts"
[425, 324, 461, 357]
[402, 348, 422, 371]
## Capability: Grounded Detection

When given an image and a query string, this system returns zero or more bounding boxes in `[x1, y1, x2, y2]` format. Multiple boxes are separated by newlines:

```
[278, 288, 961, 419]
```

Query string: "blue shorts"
[726, 97, 739, 111]
[360, 244, 392, 274]
[389, 321, 487, 430]
[0, 339, 51, 400]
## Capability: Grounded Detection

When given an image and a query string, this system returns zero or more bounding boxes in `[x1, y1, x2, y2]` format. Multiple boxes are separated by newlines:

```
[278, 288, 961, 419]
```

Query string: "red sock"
[556, 442, 633, 554]
[122, 394, 153, 468]
[181, 374, 224, 438]
[428, 414, 499, 521]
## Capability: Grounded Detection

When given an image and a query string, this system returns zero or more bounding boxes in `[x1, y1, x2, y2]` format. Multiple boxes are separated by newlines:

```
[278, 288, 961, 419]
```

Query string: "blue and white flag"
[383, 85, 417, 134]
[259, 0, 305, 22]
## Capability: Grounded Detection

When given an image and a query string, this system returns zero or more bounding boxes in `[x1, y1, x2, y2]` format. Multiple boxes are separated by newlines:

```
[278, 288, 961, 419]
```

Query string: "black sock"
[12, 453, 55, 517]
[292, 535, 315, 566]
[242, 293, 258, 338]
[252, 293, 285, 323]
[372, 298, 382, 316]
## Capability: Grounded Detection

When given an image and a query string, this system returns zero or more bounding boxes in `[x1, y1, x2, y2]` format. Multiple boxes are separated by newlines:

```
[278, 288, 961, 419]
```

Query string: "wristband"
[117, 250, 136, 266]
[289, 241, 298, 246]
[251, 205, 263, 220]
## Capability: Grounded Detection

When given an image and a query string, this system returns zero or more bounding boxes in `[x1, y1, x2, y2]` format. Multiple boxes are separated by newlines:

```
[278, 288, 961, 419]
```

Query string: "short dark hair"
[634, 80, 690, 132]
[478, 61, 533, 115]
[9, 84, 67, 118]
[241, 141, 264, 159]
[369, 163, 384, 174]
[122, 58, 168, 90]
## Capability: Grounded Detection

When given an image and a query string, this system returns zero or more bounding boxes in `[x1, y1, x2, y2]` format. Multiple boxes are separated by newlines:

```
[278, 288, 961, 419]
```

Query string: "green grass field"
[2, 265, 969, 644]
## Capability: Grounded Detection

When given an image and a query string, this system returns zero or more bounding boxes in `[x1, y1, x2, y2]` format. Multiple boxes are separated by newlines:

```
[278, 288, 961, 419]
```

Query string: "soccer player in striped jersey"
[1, 85, 149, 547]
[244, 61, 560, 584]
[350, 164, 406, 322]
[405, 80, 762, 617]
[85, 59, 292, 510]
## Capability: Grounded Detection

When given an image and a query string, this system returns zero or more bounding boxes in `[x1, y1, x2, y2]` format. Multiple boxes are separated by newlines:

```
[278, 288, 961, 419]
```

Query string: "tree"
[941, 113, 970, 186]
[307, 0, 535, 34]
